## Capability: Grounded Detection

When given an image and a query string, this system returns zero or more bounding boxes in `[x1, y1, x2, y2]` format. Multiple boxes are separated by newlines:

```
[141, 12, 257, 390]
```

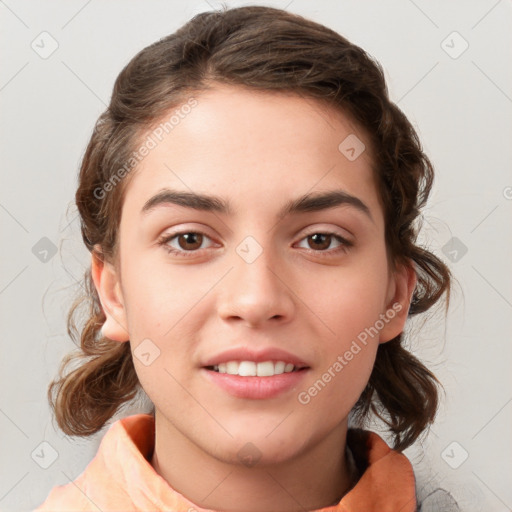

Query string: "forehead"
[121, 84, 382, 223]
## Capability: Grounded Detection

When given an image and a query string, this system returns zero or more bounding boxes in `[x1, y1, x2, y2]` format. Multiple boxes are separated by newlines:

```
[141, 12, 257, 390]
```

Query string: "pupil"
[181, 233, 202, 249]
[311, 233, 329, 250]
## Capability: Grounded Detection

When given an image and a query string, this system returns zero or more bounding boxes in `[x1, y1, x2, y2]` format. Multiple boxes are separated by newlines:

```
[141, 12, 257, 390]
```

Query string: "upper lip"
[201, 346, 310, 368]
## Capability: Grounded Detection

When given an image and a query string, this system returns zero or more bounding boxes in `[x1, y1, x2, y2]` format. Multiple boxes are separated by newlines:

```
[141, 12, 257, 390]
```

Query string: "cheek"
[120, 261, 214, 397]
[303, 348, 376, 419]
[120, 258, 214, 339]
[304, 255, 390, 343]
[295, 320, 378, 433]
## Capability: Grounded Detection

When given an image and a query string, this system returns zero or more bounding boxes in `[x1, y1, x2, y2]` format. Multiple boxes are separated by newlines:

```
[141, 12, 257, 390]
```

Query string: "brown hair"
[48, 5, 451, 450]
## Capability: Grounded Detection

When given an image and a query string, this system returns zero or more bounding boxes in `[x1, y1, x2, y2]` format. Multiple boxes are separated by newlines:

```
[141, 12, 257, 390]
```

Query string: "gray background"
[1, 1, 511, 511]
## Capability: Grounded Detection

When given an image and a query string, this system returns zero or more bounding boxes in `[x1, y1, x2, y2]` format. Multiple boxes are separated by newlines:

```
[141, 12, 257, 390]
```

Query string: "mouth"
[201, 349, 310, 399]
[201, 346, 310, 399]
[204, 360, 308, 377]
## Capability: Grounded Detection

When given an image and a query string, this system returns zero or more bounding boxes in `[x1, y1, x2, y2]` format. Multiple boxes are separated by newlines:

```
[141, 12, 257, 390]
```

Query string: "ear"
[90, 247, 129, 342]
[378, 260, 417, 344]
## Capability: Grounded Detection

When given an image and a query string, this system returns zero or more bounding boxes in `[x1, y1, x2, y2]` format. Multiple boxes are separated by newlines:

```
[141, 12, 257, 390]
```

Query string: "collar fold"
[36, 413, 416, 512]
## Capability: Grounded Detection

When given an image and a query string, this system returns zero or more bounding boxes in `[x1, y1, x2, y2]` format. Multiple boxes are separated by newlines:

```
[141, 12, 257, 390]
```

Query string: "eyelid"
[158, 223, 353, 243]
[293, 230, 353, 252]
[157, 223, 218, 243]
[157, 228, 218, 254]
[158, 225, 354, 259]
[299, 224, 353, 240]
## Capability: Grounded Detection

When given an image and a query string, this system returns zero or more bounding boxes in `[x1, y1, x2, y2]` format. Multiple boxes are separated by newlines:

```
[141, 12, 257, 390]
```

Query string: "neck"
[150, 413, 357, 512]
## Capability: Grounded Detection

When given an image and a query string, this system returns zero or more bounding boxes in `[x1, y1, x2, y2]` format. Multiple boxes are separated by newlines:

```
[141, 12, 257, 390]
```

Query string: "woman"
[37, 5, 455, 511]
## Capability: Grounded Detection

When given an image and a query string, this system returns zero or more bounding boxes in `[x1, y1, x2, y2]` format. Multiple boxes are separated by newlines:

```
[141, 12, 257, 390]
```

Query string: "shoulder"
[34, 481, 91, 512]
[346, 429, 462, 512]
[34, 414, 156, 512]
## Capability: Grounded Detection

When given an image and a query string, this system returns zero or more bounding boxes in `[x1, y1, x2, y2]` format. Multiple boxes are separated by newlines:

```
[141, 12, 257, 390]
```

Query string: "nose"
[217, 243, 295, 328]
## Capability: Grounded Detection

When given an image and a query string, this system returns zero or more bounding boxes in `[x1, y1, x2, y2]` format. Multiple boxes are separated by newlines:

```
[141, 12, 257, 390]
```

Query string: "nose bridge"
[217, 234, 294, 326]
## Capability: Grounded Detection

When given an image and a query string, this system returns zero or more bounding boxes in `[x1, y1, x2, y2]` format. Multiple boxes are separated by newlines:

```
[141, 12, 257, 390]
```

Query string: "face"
[93, 84, 414, 466]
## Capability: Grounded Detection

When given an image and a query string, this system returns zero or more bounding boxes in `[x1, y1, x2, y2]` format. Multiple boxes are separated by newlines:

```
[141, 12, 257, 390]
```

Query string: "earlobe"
[379, 261, 417, 344]
[90, 248, 130, 342]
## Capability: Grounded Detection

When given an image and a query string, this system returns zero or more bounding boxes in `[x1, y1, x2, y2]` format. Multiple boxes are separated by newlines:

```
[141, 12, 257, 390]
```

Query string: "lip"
[200, 346, 310, 400]
[200, 346, 309, 368]
[201, 367, 309, 400]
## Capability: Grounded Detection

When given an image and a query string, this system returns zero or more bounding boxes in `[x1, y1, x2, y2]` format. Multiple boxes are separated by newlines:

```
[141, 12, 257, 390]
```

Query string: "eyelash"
[157, 230, 353, 258]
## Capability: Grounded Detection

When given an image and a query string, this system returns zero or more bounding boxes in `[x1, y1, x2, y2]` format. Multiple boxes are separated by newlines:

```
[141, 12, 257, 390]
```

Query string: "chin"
[206, 420, 314, 467]
[209, 437, 306, 468]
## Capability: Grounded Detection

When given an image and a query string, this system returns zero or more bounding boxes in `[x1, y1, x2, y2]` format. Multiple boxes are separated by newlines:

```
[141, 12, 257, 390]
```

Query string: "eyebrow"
[141, 188, 373, 222]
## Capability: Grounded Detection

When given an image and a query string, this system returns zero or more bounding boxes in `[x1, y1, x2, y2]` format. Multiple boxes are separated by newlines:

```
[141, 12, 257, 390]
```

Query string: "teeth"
[226, 361, 239, 375]
[274, 361, 285, 374]
[211, 360, 299, 376]
[256, 361, 274, 377]
[239, 361, 256, 376]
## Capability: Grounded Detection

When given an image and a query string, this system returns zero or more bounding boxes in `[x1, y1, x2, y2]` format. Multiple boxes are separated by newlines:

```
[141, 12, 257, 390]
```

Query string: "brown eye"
[158, 231, 214, 257]
[177, 232, 203, 251]
[296, 231, 352, 256]
[307, 233, 332, 251]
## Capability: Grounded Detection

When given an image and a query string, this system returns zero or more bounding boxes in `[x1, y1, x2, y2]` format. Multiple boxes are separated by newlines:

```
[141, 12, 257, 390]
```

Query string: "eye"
[157, 230, 353, 258]
[157, 231, 215, 257]
[295, 232, 353, 255]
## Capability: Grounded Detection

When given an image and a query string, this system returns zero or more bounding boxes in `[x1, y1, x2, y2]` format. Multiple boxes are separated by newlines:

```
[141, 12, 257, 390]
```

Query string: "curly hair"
[48, 5, 451, 451]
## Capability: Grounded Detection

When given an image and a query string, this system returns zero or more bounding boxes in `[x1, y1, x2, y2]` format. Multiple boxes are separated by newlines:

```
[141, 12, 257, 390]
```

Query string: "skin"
[91, 84, 416, 512]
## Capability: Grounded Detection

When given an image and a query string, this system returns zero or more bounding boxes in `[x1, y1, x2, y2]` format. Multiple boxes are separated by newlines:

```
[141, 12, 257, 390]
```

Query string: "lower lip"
[201, 368, 309, 400]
